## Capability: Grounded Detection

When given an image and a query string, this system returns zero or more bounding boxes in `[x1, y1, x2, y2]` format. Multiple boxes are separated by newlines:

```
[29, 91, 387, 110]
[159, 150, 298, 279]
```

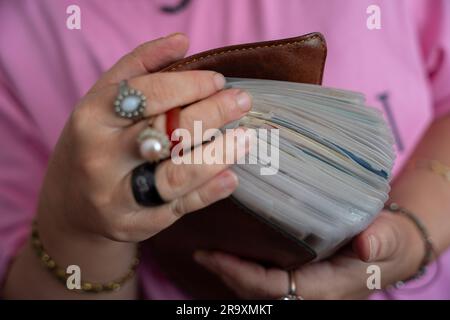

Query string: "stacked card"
[226, 78, 396, 259]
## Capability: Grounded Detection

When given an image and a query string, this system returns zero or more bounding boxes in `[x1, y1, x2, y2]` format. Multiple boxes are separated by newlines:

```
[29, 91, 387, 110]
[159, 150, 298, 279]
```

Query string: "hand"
[193, 210, 425, 299]
[37, 33, 253, 244]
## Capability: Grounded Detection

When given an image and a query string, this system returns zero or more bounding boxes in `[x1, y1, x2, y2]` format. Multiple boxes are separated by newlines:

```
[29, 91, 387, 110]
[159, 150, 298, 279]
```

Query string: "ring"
[280, 270, 304, 300]
[114, 80, 147, 120]
[131, 163, 165, 207]
[138, 128, 171, 163]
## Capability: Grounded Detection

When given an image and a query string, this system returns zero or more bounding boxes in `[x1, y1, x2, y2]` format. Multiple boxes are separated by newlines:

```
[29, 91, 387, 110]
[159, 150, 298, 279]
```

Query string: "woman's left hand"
[194, 210, 425, 299]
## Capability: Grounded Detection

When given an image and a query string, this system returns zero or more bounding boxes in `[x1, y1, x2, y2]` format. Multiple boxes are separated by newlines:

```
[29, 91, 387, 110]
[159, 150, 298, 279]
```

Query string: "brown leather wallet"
[143, 32, 327, 299]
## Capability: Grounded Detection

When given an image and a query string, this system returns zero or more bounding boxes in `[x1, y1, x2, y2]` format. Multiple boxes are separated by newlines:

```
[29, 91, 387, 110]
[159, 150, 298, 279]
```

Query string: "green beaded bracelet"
[31, 220, 139, 293]
[384, 203, 435, 288]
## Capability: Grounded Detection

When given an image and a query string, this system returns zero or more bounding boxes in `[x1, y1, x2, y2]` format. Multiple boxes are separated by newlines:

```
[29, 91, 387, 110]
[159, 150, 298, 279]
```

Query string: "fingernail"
[164, 32, 183, 39]
[219, 171, 238, 191]
[214, 73, 226, 90]
[236, 90, 252, 112]
[368, 235, 379, 262]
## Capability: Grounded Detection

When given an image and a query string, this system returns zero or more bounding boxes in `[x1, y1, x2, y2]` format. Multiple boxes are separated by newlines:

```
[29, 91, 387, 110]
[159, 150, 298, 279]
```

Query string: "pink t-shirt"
[1, 0, 449, 299]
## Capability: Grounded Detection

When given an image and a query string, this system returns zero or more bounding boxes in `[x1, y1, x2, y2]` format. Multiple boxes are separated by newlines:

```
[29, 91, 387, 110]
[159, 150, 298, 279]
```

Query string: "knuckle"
[376, 213, 402, 246]
[85, 189, 112, 213]
[214, 94, 233, 124]
[69, 96, 105, 137]
[383, 223, 402, 256]
[79, 156, 104, 180]
[127, 53, 144, 72]
[196, 188, 213, 208]
[70, 105, 85, 125]
[147, 74, 174, 102]
[387, 222, 401, 242]
[164, 163, 187, 192]
[100, 212, 145, 242]
[76, 164, 112, 209]
[131, 43, 146, 57]
[102, 219, 130, 241]
[170, 198, 186, 218]
[69, 105, 91, 134]
[192, 71, 216, 97]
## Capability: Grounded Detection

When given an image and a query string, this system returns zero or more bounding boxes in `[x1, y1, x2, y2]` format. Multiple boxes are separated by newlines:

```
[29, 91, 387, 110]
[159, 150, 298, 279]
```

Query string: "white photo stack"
[226, 78, 396, 259]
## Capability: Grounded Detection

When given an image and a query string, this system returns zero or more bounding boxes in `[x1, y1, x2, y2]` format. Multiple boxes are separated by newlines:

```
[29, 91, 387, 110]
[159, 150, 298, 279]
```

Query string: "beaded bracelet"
[384, 203, 435, 288]
[31, 220, 139, 293]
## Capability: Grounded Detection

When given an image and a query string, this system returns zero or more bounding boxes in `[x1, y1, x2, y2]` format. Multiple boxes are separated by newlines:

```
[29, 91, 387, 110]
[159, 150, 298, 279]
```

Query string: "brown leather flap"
[162, 32, 327, 84]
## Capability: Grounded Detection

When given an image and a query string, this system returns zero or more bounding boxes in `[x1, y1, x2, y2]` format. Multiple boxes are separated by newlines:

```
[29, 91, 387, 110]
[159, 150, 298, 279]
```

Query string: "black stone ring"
[131, 163, 165, 207]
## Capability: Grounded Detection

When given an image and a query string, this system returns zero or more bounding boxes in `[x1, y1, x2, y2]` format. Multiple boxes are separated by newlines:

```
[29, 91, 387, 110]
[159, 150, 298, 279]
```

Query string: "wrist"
[35, 206, 137, 284]
[385, 204, 433, 282]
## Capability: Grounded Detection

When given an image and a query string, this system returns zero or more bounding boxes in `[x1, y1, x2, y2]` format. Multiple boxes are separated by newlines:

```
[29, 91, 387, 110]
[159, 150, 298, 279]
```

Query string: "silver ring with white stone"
[138, 128, 171, 163]
[114, 80, 147, 120]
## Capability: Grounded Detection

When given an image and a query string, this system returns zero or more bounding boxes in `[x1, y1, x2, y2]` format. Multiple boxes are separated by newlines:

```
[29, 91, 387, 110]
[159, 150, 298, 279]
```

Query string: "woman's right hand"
[37, 33, 252, 245]
[4, 33, 252, 299]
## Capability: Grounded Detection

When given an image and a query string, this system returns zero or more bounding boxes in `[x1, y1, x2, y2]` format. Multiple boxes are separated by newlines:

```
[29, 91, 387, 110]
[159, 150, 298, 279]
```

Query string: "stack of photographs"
[226, 78, 396, 259]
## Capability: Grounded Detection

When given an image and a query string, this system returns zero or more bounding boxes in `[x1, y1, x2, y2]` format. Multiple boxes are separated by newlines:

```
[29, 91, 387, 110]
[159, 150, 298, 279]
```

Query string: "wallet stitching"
[168, 34, 325, 83]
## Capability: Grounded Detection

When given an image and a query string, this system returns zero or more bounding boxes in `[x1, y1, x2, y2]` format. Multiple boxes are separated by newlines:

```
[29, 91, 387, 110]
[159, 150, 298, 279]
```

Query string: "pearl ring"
[137, 128, 171, 163]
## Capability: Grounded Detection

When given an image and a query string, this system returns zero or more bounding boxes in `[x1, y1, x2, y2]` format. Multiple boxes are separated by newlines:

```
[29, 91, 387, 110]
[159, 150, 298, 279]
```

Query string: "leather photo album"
[143, 33, 395, 299]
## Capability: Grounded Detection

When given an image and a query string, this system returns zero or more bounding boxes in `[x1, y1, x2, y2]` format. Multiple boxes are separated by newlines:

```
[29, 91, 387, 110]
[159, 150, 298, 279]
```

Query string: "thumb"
[90, 33, 189, 93]
[352, 211, 402, 262]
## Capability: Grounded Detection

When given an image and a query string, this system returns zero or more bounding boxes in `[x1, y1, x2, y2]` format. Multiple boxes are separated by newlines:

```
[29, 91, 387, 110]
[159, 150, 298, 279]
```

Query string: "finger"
[90, 70, 226, 127]
[116, 89, 251, 164]
[127, 70, 226, 117]
[90, 33, 189, 94]
[169, 169, 238, 214]
[193, 251, 287, 299]
[154, 127, 254, 201]
[127, 170, 238, 240]
[352, 211, 402, 262]
[292, 253, 372, 299]
[116, 127, 252, 211]
[175, 89, 252, 147]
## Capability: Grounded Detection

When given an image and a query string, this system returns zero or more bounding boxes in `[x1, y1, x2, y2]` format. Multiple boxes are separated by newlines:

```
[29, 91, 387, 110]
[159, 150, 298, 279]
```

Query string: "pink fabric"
[0, 0, 449, 299]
